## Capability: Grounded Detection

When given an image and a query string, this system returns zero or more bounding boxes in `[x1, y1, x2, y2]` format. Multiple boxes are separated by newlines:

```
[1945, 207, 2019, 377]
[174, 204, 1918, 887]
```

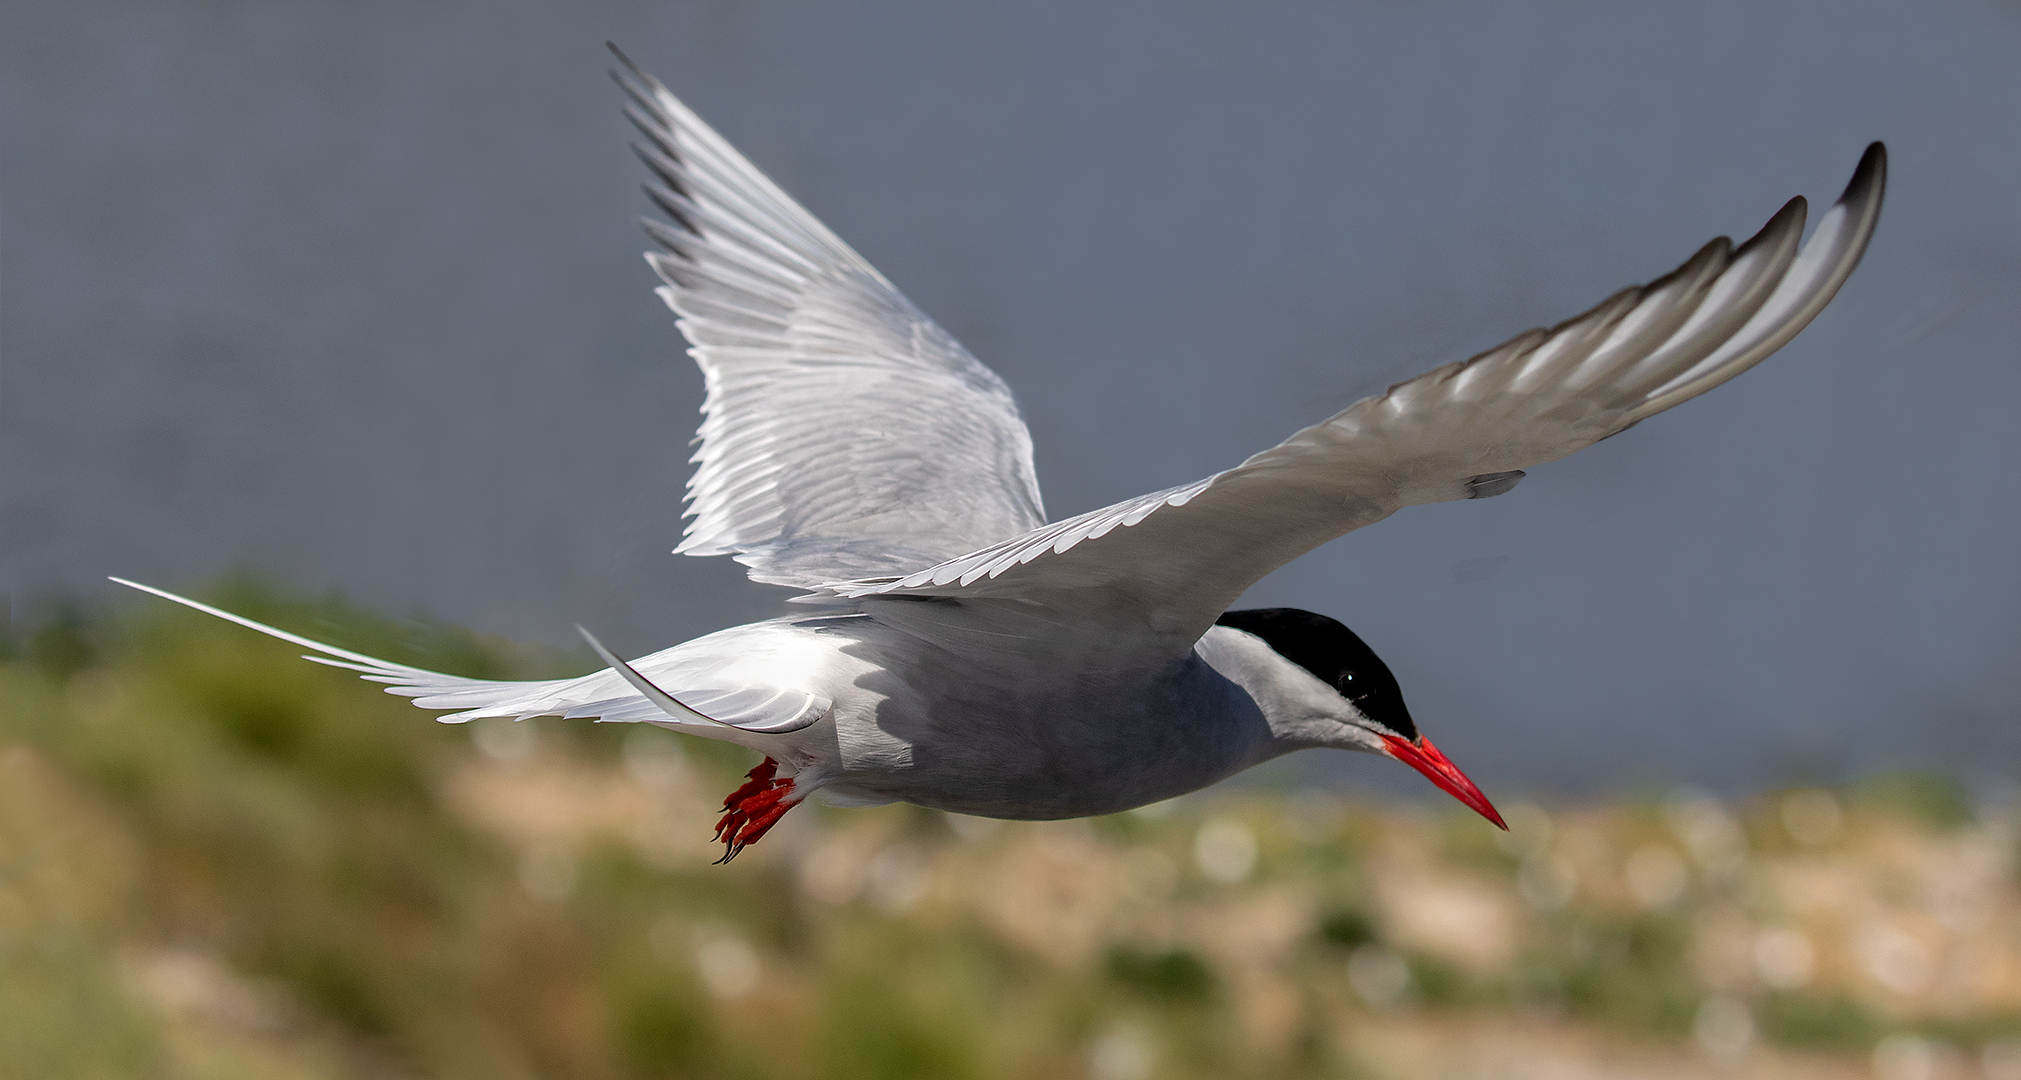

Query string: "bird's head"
[1214, 608, 1506, 830]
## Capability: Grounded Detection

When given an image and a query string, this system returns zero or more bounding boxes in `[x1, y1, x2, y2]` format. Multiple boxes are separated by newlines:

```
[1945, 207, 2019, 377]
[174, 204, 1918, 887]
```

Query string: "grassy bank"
[3, 583, 2017, 1079]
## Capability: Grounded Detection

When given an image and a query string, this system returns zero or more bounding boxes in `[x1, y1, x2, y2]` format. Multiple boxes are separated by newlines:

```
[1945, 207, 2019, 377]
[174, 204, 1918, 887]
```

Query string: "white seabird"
[116, 46, 1886, 861]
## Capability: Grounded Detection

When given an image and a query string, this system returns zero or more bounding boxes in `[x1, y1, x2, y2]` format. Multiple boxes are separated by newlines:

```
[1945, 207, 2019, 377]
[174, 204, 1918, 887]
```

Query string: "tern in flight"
[118, 47, 1885, 861]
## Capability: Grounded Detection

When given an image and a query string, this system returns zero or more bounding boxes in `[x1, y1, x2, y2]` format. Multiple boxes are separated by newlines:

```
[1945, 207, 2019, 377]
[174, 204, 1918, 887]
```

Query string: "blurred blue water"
[4, 0, 2018, 794]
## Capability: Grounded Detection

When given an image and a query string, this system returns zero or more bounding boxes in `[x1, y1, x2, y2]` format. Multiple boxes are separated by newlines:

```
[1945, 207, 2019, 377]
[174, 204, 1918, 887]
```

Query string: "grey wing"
[824, 145, 1886, 655]
[613, 49, 1046, 588]
[110, 580, 828, 738]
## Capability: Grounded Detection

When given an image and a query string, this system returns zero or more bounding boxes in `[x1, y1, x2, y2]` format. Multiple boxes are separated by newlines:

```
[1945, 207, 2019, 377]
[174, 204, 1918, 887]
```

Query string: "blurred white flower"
[1927, 871, 1994, 935]
[1347, 945, 1411, 1008]
[473, 719, 536, 763]
[1665, 795, 1747, 875]
[1087, 1022, 1154, 1080]
[1857, 921, 1933, 995]
[691, 925, 761, 1000]
[1753, 927, 1815, 990]
[126, 948, 284, 1032]
[1693, 995, 1753, 1060]
[1871, 1034, 1938, 1080]
[1193, 818, 1257, 884]
[1780, 788, 1843, 847]
[1625, 846, 1688, 908]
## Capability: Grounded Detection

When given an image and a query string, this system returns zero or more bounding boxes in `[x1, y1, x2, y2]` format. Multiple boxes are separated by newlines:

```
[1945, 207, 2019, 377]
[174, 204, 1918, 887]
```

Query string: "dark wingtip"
[606, 42, 658, 100]
[1732, 195, 1807, 260]
[1840, 142, 1887, 208]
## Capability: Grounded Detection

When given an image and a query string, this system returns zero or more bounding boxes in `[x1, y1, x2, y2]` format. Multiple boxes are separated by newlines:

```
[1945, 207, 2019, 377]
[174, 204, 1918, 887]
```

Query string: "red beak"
[1380, 733, 1507, 830]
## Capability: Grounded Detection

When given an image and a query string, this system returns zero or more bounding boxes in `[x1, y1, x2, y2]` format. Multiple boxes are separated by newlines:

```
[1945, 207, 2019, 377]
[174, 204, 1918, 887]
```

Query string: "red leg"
[712, 758, 798, 863]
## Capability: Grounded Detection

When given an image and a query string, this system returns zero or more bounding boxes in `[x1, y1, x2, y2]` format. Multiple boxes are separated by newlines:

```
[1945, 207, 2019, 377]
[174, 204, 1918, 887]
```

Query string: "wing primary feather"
[1613, 197, 1806, 398]
[1561, 238, 1729, 392]
[641, 183, 825, 276]
[1628, 142, 1886, 421]
[630, 141, 696, 204]
[627, 122, 829, 253]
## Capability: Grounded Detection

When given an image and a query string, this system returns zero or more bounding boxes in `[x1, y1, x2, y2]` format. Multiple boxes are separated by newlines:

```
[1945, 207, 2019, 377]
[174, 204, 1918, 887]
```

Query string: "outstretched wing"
[825, 145, 1887, 656]
[612, 47, 1046, 588]
[110, 579, 829, 738]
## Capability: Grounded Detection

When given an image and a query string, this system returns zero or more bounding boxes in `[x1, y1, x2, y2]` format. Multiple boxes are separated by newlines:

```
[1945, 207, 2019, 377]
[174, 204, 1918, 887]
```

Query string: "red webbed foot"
[713, 757, 798, 863]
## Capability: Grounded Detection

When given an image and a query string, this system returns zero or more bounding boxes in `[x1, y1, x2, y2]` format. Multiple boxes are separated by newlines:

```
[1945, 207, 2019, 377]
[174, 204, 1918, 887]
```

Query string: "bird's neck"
[1195, 627, 1383, 762]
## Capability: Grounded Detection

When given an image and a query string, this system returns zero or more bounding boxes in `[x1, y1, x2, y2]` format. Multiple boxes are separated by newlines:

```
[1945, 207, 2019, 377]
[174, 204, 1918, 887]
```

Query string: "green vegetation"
[1316, 910, 1377, 950]
[1756, 992, 1882, 1051]
[1553, 915, 1698, 1036]
[1849, 772, 1978, 831]
[1106, 945, 1217, 1002]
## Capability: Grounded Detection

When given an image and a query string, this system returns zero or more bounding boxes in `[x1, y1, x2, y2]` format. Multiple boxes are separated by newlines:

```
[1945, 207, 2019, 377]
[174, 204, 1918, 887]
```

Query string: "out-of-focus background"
[7, 594, 2021, 1079]
[4, 2, 2020, 1077]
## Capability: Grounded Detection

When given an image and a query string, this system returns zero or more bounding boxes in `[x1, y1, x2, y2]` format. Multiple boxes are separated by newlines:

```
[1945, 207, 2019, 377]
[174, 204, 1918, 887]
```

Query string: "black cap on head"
[1214, 608, 1418, 742]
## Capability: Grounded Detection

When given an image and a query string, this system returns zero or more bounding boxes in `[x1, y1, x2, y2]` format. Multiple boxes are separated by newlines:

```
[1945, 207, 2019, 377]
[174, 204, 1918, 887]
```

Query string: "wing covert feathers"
[825, 145, 1887, 652]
